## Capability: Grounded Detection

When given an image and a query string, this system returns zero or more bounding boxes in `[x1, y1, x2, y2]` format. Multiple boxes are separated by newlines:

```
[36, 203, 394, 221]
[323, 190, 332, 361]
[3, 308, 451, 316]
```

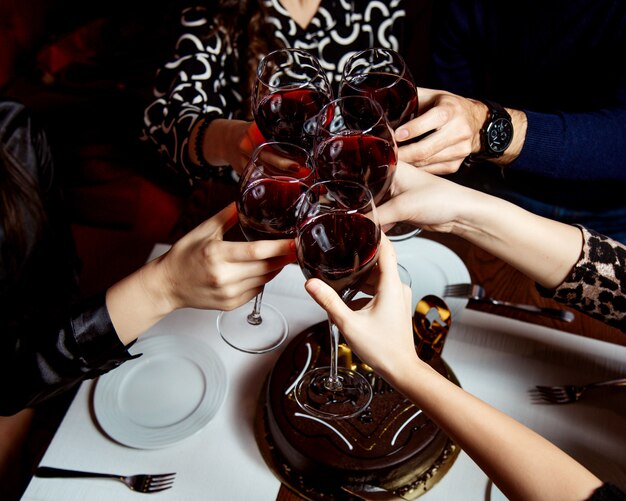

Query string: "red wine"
[238, 177, 308, 241]
[296, 212, 380, 299]
[340, 72, 418, 129]
[314, 133, 396, 204]
[255, 88, 331, 149]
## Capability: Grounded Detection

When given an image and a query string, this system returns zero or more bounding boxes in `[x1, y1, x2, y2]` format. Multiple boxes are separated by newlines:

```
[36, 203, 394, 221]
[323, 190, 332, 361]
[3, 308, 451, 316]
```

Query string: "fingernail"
[396, 128, 410, 140]
[305, 279, 320, 293]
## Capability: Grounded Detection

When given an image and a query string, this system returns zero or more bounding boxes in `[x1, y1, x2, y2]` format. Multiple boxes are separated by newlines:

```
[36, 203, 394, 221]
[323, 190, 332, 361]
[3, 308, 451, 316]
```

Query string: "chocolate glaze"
[266, 321, 452, 492]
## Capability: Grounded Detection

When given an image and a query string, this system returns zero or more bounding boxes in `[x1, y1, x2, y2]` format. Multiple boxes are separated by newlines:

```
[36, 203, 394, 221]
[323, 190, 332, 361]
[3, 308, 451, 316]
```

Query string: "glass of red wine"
[313, 95, 398, 206]
[253, 48, 333, 151]
[339, 48, 418, 130]
[217, 142, 315, 354]
[340, 48, 421, 240]
[294, 180, 380, 419]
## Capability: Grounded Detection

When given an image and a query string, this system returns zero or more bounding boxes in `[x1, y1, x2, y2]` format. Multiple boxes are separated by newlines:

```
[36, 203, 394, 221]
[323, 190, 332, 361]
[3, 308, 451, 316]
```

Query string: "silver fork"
[35, 466, 176, 493]
[530, 377, 626, 404]
[443, 283, 575, 322]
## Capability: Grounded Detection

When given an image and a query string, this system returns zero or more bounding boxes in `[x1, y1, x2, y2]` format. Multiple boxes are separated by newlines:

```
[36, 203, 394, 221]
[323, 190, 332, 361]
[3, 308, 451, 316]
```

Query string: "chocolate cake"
[262, 321, 458, 499]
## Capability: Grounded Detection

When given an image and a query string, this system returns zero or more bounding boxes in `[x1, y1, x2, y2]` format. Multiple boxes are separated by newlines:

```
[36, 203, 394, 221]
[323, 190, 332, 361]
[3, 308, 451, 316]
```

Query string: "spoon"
[413, 295, 452, 360]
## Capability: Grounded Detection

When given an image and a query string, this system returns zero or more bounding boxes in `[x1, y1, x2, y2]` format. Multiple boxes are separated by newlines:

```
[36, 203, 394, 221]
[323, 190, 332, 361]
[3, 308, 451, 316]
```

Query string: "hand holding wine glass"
[314, 95, 398, 205]
[253, 48, 333, 151]
[217, 142, 315, 354]
[294, 180, 381, 419]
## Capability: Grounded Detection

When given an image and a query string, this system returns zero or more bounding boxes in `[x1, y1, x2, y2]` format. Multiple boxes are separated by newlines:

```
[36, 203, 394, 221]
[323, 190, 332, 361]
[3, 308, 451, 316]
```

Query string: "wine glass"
[217, 142, 315, 354]
[253, 48, 333, 151]
[340, 48, 421, 240]
[339, 48, 418, 130]
[294, 180, 381, 419]
[313, 95, 398, 206]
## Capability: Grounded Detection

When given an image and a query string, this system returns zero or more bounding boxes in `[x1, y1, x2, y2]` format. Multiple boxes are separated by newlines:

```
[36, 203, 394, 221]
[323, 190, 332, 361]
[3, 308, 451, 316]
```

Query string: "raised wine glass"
[294, 180, 380, 418]
[313, 95, 397, 206]
[217, 142, 315, 354]
[340, 48, 421, 240]
[253, 48, 333, 151]
[339, 48, 418, 130]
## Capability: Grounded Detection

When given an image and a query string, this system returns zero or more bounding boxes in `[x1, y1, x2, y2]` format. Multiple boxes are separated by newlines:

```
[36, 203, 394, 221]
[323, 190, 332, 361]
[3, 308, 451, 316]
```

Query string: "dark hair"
[207, 0, 283, 117]
[0, 145, 46, 275]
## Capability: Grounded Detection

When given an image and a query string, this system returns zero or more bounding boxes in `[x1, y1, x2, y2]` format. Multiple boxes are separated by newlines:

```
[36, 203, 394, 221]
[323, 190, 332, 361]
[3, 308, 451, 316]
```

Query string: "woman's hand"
[378, 163, 584, 290]
[378, 161, 486, 234]
[199, 119, 266, 174]
[303, 236, 419, 380]
[107, 203, 296, 344]
[158, 203, 295, 312]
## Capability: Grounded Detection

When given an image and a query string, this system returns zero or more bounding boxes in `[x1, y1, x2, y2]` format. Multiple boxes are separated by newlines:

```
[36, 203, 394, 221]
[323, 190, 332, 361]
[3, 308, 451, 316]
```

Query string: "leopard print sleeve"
[538, 226, 626, 333]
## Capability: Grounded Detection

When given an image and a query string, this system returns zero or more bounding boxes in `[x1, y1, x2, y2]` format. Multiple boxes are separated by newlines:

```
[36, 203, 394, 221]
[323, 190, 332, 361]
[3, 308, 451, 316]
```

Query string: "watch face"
[486, 117, 513, 154]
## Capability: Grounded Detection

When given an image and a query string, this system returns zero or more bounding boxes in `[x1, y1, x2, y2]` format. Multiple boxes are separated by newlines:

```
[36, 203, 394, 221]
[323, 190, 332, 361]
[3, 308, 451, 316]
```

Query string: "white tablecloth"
[22, 245, 626, 500]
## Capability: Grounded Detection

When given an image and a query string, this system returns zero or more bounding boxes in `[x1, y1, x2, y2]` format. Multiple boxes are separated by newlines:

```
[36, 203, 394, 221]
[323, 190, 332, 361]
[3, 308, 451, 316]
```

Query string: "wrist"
[190, 114, 222, 167]
[138, 257, 179, 317]
[383, 355, 432, 394]
[499, 108, 526, 164]
[448, 187, 501, 242]
[105, 258, 176, 346]
[464, 100, 514, 167]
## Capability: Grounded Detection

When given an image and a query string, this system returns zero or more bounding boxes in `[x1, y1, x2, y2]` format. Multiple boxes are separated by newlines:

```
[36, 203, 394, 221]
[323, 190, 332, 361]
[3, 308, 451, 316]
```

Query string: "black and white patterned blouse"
[141, 0, 414, 185]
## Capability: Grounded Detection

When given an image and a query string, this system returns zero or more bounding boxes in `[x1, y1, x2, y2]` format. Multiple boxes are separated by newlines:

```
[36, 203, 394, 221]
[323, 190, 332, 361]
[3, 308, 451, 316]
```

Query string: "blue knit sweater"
[429, 0, 626, 206]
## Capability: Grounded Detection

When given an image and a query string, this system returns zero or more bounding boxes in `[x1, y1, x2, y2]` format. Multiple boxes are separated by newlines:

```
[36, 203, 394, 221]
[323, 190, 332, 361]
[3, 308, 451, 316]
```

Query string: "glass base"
[217, 301, 288, 354]
[294, 366, 373, 419]
[386, 222, 422, 241]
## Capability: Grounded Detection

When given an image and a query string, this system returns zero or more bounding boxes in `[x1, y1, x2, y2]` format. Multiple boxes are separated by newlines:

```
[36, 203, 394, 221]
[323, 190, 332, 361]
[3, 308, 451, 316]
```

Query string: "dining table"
[21, 232, 626, 501]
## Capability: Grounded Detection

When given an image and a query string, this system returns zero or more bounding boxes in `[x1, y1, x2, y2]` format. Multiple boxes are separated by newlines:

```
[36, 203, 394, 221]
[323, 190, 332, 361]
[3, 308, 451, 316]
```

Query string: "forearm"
[452, 190, 583, 289]
[189, 117, 249, 171]
[511, 109, 626, 181]
[493, 108, 527, 166]
[105, 256, 175, 346]
[386, 361, 602, 501]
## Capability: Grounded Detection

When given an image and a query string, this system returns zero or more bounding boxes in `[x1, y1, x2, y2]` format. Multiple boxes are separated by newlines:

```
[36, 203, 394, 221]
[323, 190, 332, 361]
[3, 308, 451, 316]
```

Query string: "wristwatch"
[465, 100, 513, 164]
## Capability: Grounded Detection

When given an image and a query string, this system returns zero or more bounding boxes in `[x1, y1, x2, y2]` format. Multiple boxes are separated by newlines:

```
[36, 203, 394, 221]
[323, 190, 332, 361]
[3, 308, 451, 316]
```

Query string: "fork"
[35, 466, 176, 493]
[531, 377, 626, 404]
[443, 283, 575, 322]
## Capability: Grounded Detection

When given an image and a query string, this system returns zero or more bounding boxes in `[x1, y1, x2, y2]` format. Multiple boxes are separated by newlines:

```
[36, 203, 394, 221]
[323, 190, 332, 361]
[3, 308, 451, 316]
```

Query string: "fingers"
[376, 236, 400, 292]
[399, 130, 470, 171]
[222, 238, 296, 264]
[191, 202, 238, 240]
[377, 196, 409, 228]
[247, 121, 266, 146]
[304, 278, 352, 325]
[395, 106, 445, 144]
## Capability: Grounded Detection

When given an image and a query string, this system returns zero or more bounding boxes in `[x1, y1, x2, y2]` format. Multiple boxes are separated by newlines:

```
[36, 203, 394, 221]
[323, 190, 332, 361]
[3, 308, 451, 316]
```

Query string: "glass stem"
[246, 288, 265, 326]
[324, 319, 343, 392]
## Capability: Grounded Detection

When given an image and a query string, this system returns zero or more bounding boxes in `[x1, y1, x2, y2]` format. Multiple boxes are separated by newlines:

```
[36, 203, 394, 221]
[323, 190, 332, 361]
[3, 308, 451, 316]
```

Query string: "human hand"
[377, 161, 484, 234]
[230, 121, 266, 174]
[303, 236, 419, 380]
[157, 203, 296, 312]
[203, 119, 265, 174]
[395, 87, 486, 175]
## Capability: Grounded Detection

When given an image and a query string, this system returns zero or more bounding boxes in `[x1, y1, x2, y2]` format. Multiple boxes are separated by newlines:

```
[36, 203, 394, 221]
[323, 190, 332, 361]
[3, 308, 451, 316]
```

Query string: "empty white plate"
[94, 334, 227, 449]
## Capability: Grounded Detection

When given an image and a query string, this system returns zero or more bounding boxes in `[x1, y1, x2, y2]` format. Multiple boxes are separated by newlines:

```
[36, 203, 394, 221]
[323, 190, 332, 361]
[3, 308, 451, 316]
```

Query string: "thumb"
[304, 278, 352, 324]
[377, 196, 405, 228]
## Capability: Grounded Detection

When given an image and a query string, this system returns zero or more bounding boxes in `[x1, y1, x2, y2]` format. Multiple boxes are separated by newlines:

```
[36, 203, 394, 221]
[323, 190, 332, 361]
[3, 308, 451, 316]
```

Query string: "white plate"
[93, 335, 227, 449]
[392, 237, 471, 321]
